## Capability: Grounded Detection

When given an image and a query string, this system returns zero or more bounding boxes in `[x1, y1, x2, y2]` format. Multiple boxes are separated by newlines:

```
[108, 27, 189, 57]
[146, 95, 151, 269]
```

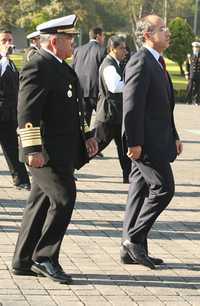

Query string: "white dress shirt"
[0, 56, 10, 76]
[103, 56, 124, 93]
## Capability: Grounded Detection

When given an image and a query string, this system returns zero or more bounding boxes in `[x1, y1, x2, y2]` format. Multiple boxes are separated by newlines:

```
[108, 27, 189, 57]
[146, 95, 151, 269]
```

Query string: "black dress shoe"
[122, 241, 155, 269]
[120, 245, 164, 265]
[16, 183, 31, 191]
[12, 268, 37, 276]
[96, 152, 104, 158]
[31, 260, 72, 283]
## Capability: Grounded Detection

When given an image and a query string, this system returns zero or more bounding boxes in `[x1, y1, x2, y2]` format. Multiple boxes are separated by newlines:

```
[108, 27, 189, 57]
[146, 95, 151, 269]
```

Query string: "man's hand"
[85, 137, 98, 157]
[127, 145, 142, 160]
[176, 140, 183, 155]
[27, 153, 45, 168]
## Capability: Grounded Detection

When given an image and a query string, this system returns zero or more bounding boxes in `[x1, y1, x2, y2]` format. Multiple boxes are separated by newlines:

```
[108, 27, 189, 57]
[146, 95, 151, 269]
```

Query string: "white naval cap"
[36, 14, 78, 34]
[192, 41, 200, 47]
[26, 31, 40, 39]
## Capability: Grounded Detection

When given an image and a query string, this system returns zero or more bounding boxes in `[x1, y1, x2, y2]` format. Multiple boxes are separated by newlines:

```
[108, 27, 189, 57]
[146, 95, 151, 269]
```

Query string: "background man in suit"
[184, 41, 200, 105]
[12, 15, 98, 283]
[0, 29, 30, 190]
[25, 30, 40, 63]
[121, 15, 183, 269]
[72, 27, 105, 127]
[95, 35, 131, 183]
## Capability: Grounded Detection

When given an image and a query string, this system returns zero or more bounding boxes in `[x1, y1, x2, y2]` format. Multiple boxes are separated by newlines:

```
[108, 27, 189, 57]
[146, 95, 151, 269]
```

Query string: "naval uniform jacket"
[185, 53, 200, 80]
[72, 40, 105, 98]
[122, 47, 179, 163]
[18, 48, 89, 170]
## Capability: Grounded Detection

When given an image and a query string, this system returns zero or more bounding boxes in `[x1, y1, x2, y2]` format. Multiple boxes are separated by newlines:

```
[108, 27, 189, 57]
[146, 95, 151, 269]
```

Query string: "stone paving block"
[53, 301, 84, 306]
[0, 280, 17, 289]
[0, 302, 29, 306]
[184, 295, 200, 305]
[0, 295, 25, 301]
[107, 295, 138, 306]
[79, 295, 112, 306]
[21, 289, 48, 295]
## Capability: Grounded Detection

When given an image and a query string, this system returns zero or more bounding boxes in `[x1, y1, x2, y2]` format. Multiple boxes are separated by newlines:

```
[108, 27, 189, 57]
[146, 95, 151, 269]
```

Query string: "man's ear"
[50, 36, 57, 48]
[143, 31, 152, 41]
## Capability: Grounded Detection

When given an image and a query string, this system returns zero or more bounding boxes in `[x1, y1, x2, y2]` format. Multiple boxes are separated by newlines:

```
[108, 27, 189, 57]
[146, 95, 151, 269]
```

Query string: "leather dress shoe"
[120, 244, 164, 265]
[31, 260, 72, 283]
[16, 183, 31, 191]
[122, 241, 155, 269]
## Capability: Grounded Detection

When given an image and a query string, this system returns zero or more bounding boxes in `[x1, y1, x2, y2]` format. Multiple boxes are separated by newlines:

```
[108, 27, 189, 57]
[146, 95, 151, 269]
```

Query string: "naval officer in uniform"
[12, 14, 98, 283]
[25, 30, 40, 63]
[185, 41, 200, 105]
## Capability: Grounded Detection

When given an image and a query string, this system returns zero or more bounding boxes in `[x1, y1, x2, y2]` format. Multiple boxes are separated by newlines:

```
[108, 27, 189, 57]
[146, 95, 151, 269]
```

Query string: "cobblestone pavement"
[0, 104, 199, 306]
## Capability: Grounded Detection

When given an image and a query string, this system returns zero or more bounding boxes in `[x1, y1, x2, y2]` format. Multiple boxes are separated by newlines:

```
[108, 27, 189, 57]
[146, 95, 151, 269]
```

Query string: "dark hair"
[0, 29, 12, 34]
[89, 27, 103, 39]
[107, 35, 125, 52]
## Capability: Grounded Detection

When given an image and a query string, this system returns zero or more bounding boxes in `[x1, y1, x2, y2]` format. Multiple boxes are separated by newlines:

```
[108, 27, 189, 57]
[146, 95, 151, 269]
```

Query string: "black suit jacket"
[72, 40, 105, 98]
[122, 47, 179, 163]
[0, 59, 18, 121]
[18, 48, 89, 169]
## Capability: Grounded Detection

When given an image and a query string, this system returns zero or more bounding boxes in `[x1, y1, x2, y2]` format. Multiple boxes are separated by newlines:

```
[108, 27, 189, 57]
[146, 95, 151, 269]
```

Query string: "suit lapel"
[142, 47, 172, 100]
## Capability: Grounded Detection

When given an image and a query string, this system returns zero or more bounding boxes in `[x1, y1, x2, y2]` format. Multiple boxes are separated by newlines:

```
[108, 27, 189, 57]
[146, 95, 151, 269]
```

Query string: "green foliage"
[165, 17, 195, 75]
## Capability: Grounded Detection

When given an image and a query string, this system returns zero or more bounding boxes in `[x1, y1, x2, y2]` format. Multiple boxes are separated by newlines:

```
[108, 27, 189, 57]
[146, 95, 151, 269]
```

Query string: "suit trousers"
[95, 121, 131, 180]
[122, 159, 175, 243]
[0, 120, 29, 186]
[12, 162, 76, 270]
[83, 97, 98, 126]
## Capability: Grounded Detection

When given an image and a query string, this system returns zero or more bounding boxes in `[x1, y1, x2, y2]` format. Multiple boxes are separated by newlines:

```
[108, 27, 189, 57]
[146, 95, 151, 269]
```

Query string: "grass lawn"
[11, 52, 187, 92]
[166, 58, 187, 91]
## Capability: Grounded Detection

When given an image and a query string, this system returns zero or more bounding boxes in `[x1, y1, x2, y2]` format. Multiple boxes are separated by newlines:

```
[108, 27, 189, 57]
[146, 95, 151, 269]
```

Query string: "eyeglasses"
[150, 27, 170, 34]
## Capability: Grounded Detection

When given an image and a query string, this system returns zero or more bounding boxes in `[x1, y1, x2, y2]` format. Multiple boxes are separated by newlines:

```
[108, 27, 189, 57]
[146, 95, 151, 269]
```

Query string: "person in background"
[95, 35, 131, 183]
[12, 15, 98, 283]
[72, 27, 105, 127]
[184, 41, 200, 105]
[25, 30, 40, 63]
[0, 29, 30, 190]
[121, 15, 183, 269]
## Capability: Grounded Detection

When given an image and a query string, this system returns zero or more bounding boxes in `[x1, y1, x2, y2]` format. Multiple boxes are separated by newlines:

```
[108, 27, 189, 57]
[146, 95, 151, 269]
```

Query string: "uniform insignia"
[67, 90, 73, 98]
[19, 125, 42, 148]
[25, 122, 33, 128]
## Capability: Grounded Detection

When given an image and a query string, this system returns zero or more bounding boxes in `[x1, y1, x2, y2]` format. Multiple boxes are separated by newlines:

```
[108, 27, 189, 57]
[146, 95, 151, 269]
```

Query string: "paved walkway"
[0, 104, 199, 306]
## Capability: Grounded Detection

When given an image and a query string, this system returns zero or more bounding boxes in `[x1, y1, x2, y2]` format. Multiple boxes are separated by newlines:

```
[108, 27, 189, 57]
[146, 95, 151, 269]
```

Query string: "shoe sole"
[31, 265, 72, 284]
[12, 269, 37, 276]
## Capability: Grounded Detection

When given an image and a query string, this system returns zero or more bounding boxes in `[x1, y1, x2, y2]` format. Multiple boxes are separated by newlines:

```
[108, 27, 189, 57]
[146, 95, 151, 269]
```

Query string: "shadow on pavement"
[70, 272, 200, 288]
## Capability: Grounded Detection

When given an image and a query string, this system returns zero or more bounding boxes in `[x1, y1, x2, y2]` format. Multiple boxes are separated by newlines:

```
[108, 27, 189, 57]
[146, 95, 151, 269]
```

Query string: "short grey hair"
[40, 33, 66, 46]
[135, 17, 155, 47]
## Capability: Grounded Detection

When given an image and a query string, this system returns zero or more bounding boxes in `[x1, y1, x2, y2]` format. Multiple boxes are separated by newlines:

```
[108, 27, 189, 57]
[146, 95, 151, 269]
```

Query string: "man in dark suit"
[95, 35, 131, 183]
[0, 29, 30, 190]
[12, 15, 98, 283]
[121, 15, 183, 269]
[25, 30, 40, 63]
[72, 27, 105, 126]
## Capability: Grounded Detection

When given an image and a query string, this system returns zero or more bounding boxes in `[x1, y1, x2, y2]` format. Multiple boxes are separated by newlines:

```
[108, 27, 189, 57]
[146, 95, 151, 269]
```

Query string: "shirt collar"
[108, 54, 120, 66]
[144, 45, 160, 62]
[42, 47, 62, 63]
[30, 43, 39, 50]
